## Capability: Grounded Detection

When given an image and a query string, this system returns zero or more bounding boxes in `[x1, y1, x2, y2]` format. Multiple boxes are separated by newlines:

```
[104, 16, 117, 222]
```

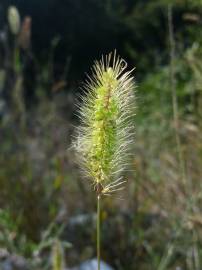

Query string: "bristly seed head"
[73, 52, 136, 196]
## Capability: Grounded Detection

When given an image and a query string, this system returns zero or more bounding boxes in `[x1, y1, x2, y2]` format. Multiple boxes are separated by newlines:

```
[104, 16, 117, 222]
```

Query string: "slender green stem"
[168, 4, 186, 186]
[97, 195, 101, 270]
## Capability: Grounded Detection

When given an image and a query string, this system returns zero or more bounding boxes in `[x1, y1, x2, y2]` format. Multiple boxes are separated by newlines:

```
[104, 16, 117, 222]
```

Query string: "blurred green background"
[0, 1, 202, 269]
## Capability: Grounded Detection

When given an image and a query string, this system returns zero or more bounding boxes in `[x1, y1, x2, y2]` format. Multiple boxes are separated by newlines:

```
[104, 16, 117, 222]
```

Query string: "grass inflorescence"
[73, 52, 136, 196]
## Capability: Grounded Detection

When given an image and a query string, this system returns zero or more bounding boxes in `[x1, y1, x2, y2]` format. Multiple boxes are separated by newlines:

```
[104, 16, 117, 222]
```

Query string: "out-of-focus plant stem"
[168, 4, 186, 186]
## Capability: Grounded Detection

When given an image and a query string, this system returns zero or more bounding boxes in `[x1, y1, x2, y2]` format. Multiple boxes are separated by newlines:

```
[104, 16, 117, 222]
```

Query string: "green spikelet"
[8, 6, 21, 35]
[52, 239, 65, 270]
[73, 52, 135, 195]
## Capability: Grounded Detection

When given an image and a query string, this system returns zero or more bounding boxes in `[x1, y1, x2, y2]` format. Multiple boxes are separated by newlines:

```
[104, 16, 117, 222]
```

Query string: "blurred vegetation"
[0, 1, 202, 270]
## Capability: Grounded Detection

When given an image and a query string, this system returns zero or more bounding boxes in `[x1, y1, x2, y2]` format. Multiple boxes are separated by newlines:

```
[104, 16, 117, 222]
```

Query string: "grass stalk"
[168, 4, 186, 185]
[97, 195, 101, 270]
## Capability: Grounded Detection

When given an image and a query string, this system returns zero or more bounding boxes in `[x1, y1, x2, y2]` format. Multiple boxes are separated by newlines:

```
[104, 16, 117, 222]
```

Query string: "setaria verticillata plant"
[72, 52, 136, 270]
